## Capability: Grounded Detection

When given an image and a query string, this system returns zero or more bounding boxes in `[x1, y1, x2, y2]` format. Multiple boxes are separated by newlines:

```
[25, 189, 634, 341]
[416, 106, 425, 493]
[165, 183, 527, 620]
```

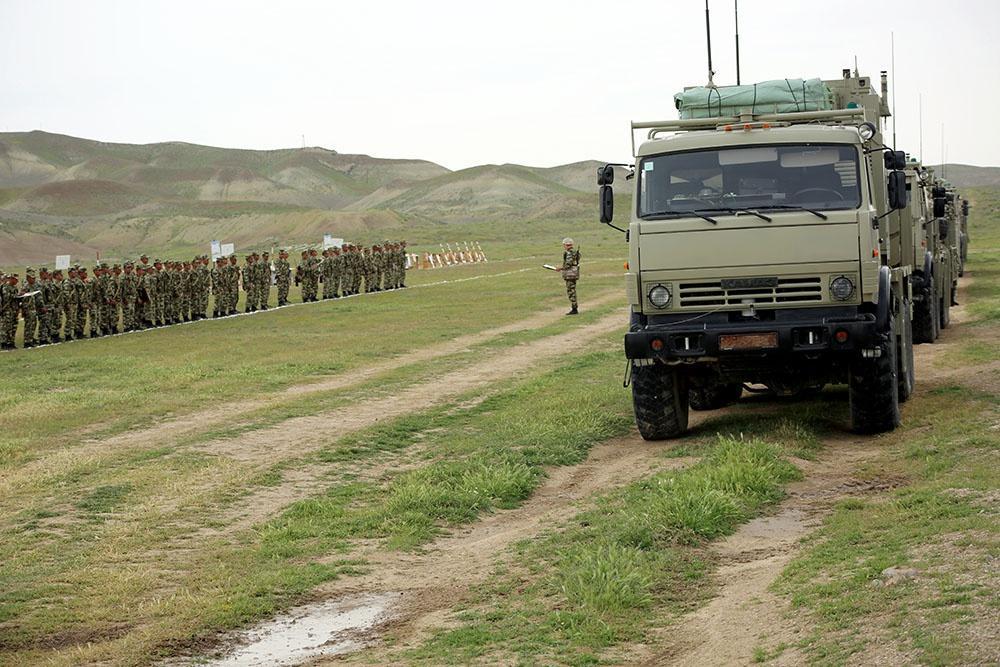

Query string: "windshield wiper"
[757, 204, 828, 220]
[694, 206, 773, 223]
[644, 210, 718, 225]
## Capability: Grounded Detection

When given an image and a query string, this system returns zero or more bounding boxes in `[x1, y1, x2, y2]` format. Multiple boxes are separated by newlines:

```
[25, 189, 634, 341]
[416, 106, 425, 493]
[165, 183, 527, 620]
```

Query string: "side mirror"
[883, 150, 906, 170]
[962, 200, 969, 216]
[597, 165, 615, 186]
[939, 218, 950, 240]
[887, 171, 908, 210]
[933, 196, 946, 218]
[599, 185, 614, 223]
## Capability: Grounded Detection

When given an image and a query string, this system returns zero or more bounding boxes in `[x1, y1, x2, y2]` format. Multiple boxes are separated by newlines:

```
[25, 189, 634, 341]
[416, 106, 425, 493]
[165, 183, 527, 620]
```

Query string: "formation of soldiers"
[0, 241, 408, 350]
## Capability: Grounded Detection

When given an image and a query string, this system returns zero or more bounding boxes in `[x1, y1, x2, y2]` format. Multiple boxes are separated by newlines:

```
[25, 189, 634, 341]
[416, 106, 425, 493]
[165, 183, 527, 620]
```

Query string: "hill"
[0, 131, 615, 263]
[926, 164, 1000, 188]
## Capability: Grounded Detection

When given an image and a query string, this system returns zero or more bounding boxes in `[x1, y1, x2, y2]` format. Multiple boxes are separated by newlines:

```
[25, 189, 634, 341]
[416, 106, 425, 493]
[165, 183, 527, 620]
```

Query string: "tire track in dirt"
[0, 291, 622, 497]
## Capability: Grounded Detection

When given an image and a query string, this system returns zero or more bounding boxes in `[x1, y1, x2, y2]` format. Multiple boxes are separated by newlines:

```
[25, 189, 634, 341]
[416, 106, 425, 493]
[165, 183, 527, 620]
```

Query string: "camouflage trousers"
[64, 303, 77, 340]
[22, 308, 38, 345]
[74, 306, 87, 338]
[102, 302, 116, 334]
[90, 303, 105, 336]
[47, 307, 61, 342]
[123, 301, 137, 330]
[276, 278, 290, 306]
[259, 283, 270, 309]
[565, 279, 578, 308]
[0, 310, 15, 347]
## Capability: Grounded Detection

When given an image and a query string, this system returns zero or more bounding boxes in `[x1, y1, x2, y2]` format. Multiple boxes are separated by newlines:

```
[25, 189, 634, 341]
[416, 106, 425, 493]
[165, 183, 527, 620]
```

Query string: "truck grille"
[677, 276, 823, 308]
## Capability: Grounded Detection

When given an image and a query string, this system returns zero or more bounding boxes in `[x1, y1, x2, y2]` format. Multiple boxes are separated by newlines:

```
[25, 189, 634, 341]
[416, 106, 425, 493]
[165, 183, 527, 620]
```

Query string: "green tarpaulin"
[675, 78, 834, 119]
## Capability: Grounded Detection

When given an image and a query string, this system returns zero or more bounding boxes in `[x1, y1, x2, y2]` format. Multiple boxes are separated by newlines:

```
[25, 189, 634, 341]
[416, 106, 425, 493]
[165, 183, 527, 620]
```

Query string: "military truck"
[598, 69, 917, 437]
[908, 162, 943, 344]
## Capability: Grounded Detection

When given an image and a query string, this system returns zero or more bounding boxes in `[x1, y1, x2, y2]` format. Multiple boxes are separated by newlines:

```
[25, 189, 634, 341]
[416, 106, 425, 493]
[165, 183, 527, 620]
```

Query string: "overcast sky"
[2, 0, 998, 170]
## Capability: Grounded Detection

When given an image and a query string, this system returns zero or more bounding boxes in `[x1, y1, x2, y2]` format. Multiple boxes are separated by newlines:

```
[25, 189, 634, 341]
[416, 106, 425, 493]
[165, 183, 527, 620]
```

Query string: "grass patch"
[401, 436, 801, 665]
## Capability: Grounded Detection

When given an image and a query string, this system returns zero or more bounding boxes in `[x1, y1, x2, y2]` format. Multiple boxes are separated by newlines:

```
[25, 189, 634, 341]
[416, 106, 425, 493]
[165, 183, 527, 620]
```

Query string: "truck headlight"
[648, 284, 671, 308]
[858, 122, 877, 141]
[830, 276, 855, 301]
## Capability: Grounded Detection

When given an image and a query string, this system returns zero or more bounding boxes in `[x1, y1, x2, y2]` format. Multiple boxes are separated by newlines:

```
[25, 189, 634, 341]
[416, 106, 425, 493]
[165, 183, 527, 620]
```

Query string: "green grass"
[399, 436, 801, 665]
[0, 337, 634, 665]
[769, 186, 1000, 666]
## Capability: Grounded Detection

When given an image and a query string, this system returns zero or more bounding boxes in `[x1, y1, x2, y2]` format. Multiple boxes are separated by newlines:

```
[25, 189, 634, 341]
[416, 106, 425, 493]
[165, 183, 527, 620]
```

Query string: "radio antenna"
[891, 31, 897, 150]
[705, 0, 716, 87]
[734, 0, 741, 85]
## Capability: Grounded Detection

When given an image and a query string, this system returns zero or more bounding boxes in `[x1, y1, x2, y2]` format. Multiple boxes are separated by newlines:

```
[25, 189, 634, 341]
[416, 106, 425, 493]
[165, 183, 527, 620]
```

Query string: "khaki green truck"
[599, 69, 917, 438]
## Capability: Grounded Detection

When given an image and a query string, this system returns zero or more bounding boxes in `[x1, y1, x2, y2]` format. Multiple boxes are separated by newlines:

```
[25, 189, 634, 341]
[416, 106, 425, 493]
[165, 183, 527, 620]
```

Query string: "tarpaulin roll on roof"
[674, 78, 834, 119]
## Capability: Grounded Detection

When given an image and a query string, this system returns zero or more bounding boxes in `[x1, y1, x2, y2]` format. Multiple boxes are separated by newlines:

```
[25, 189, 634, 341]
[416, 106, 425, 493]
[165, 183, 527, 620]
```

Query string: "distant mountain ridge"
[0, 131, 620, 263]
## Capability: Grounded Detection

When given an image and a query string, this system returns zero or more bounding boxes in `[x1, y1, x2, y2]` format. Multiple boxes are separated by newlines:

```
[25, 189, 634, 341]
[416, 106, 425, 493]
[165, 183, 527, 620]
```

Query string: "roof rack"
[629, 107, 865, 156]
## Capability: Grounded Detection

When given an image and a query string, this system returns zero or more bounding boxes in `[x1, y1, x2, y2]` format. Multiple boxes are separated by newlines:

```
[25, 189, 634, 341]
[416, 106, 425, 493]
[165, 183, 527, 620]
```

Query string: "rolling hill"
[0, 131, 619, 264]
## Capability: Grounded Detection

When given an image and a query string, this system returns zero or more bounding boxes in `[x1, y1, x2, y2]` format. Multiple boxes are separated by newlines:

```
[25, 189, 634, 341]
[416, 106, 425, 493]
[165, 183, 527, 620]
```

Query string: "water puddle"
[193, 593, 396, 666]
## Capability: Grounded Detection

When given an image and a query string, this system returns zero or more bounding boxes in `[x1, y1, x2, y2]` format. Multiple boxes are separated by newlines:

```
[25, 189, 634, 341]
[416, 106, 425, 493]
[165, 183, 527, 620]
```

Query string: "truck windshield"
[638, 144, 861, 218]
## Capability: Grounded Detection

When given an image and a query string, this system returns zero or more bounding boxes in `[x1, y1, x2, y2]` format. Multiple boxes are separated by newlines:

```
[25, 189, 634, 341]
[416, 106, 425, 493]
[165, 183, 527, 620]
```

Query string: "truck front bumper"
[624, 306, 878, 361]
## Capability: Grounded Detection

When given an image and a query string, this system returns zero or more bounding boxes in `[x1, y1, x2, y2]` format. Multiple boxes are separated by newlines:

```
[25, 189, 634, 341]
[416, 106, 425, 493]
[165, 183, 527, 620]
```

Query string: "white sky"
[2, 0, 998, 171]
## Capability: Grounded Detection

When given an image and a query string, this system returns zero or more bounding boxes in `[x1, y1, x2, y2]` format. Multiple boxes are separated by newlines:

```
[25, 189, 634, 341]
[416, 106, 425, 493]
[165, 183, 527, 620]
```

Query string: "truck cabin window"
[639, 144, 861, 217]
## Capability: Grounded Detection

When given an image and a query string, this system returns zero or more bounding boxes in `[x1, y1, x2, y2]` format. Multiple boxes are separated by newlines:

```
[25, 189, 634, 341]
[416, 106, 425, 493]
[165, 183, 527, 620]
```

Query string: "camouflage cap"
[25, 267, 35, 276]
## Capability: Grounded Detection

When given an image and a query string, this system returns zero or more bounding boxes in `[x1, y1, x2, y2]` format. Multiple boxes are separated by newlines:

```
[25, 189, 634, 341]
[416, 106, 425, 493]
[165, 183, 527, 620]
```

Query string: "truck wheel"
[898, 300, 915, 403]
[689, 381, 743, 410]
[912, 279, 937, 344]
[631, 363, 689, 440]
[849, 315, 900, 434]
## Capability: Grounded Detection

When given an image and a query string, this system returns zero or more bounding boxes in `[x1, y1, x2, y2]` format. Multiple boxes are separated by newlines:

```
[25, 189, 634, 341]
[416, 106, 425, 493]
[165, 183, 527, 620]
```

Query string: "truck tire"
[912, 278, 937, 344]
[631, 363, 689, 440]
[849, 315, 900, 434]
[689, 381, 743, 410]
[898, 300, 915, 403]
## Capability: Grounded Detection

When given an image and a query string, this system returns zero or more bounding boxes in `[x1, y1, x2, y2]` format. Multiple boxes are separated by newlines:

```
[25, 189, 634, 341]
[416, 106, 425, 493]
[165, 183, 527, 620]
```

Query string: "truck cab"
[600, 70, 914, 438]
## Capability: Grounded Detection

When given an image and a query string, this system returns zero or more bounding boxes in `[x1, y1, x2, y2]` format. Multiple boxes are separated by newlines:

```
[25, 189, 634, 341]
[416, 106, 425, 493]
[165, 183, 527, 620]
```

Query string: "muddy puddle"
[189, 593, 396, 666]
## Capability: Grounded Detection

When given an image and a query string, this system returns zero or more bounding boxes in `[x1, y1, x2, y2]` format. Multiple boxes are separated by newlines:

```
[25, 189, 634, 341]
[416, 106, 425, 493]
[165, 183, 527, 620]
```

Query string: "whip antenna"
[891, 32, 897, 150]
[734, 0, 741, 85]
[705, 0, 716, 87]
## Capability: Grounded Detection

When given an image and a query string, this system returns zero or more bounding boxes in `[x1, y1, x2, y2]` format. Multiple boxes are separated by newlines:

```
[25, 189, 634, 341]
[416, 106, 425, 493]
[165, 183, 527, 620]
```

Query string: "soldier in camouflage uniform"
[226, 255, 240, 314]
[89, 264, 105, 337]
[141, 265, 157, 327]
[121, 262, 138, 331]
[74, 267, 89, 338]
[242, 254, 257, 313]
[330, 247, 343, 298]
[20, 269, 42, 347]
[193, 256, 208, 319]
[320, 249, 333, 299]
[258, 252, 271, 310]
[108, 264, 122, 333]
[558, 237, 580, 315]
[152, 259, 167, 325]
[38, 268, 56, 344]
[46, 268, 65, 343]
[275, 249, 291, 306]
[1, 273, 18, 350]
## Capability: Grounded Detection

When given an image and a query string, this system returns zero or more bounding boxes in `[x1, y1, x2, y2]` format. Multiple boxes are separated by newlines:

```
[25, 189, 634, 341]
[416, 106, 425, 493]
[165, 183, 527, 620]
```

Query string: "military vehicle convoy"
[599, 69, 926, 438]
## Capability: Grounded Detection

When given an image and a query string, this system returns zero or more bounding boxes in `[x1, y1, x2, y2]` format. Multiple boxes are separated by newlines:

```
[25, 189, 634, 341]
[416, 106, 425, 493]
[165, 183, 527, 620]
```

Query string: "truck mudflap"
[624, 307, 879, 360]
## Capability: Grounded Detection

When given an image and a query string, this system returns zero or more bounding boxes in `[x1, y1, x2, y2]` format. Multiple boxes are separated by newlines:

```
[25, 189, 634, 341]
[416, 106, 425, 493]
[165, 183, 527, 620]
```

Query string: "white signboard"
[323, 235, 344, 249]
[210, 240, 222, 260]
[55, 255, 71, 270]
[220, 243, 235, 256]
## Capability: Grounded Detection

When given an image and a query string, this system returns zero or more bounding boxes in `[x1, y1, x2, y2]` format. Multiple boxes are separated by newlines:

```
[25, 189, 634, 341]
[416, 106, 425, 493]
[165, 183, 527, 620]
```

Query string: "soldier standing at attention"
[321, 249, 334, 300]
[63, 268, 78, 341]
[275, 249, 291, 306]
[0, 273, 19, 350]
[227, 254, 240, 315]
[242, 255, 256, 313]
[121, 262, 138, 331]
[20, 269, 42, 347]
[47, 269, 65, 343]
[38, 267, 56, 344]
[259, 251, 272, 310]
[89, 264, 105, 337]
[557, 237, 580, 315]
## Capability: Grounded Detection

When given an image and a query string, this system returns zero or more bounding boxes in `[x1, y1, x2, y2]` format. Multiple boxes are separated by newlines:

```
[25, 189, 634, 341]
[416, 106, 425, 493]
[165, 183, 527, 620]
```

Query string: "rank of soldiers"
[0, 241, 408, 350]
